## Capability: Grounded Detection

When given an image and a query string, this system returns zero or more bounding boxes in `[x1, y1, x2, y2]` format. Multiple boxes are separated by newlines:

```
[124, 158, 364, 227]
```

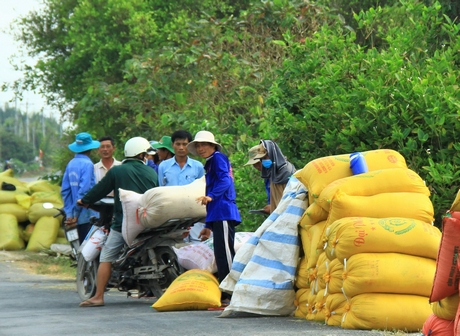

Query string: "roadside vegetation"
[7, 0, 460, 232]
[1, 250, 76, 279]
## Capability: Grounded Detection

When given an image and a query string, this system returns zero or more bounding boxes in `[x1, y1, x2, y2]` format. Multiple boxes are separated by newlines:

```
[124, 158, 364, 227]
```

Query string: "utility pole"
[41, 108, 45, 136]
[26, 102, 30, 143]
[24, 102, 34, 143]
[14, 97, 18, 135]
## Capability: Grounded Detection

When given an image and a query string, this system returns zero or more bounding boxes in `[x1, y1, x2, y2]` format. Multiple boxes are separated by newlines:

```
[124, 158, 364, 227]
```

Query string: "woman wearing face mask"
[245, 140, 296, 213]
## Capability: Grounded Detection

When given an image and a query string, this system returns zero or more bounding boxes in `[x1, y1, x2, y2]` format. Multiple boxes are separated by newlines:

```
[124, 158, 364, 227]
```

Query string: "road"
[0, 253, 422, 336]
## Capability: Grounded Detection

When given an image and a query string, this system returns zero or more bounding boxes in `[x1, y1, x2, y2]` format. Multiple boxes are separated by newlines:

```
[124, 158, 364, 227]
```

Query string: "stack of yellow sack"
[0, 169, 64, 251]
[293, 150, 440, 332]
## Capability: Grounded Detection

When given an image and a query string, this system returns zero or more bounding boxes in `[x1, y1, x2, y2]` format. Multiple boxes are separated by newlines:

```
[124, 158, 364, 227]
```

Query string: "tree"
[266, 0, 460, 226]
[13, 0, 460, 230]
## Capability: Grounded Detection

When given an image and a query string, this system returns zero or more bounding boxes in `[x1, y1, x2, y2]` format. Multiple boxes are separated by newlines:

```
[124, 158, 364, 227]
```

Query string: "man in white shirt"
[94, 136, 122, 196]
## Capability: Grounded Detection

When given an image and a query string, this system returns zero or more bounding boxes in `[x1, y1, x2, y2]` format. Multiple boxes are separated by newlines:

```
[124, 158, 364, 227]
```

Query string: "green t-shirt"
[82, 159, 158, 232]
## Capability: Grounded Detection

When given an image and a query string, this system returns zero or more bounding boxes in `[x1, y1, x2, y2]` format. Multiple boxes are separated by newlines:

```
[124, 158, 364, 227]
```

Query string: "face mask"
[262, 159, 273, 169]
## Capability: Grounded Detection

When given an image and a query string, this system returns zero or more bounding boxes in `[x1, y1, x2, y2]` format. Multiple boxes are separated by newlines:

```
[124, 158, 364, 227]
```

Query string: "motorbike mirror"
[42, 202, 54, 209]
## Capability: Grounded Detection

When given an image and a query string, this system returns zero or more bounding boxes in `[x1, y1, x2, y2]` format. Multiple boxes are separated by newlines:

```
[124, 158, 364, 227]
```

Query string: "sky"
[0, 0, 59, 120]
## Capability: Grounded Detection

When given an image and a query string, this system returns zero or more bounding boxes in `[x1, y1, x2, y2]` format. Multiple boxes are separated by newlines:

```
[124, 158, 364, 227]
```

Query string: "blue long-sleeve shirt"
[204, 151, 241, 226]
[61, 154, 97, 224]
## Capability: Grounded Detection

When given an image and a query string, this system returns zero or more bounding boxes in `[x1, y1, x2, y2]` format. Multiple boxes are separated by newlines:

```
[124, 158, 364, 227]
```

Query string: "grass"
[12, 250, 76, 279]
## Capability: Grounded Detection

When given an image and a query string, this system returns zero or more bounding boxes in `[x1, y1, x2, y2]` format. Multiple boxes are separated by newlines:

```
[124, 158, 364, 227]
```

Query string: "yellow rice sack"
[0, 175, 26, 188]
[325, 258, 344, 294]
[0, 214, 24, 250]
[317, 168, 430, 212]
[327, 191, 434, 225]
[300, 221, 327, 269]
[325, 217, 441, 261]
[299, 202, 329, 228]
[342, 293, 432, 331]
[295, 256, 311, 289]
[314, 289, 329, 322]
[23, 223, 35, 242]
[342, 253, 436, 298]
[0, 190, 25, 204]
[27, 180, 56, 193]
[451, 189, 460, 211]
[15, 194, 31, 209]
[0, 168, 14, 177]
[315, 252, 340, 293]
[325, 293, 348, 326]
[30, 191, 63, 205]
[28, 202, 63, 223]
[431, 294, 459, 321]
[26, 216, 60, 252]
[58, 227, 65, 238]
[294, 149, 407, 203]
[311, 252, 328, 294]
[152, 269, 221, 311]
[54, 237, 69, 245]
[294, 288, 310, 318]
[306, 289, 318, 321]
[0, 203, 28, 222]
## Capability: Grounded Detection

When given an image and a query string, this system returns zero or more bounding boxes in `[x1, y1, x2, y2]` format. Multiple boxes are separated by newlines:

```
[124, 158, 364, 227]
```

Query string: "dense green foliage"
[11, 0, 460, 229]
[267, 0, 460, 226]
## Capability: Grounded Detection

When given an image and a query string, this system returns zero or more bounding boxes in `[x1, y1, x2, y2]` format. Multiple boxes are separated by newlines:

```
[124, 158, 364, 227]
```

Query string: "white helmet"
[124, 137, 152, 157]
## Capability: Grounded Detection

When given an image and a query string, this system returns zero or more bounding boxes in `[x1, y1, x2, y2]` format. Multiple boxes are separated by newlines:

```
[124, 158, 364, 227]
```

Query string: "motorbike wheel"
[148, 247, 183, 298]
[76, 254, 98, 301]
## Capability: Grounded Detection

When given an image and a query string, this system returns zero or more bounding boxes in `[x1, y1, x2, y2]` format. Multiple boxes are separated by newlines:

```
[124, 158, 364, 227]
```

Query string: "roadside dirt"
[0, 250, 75, 280]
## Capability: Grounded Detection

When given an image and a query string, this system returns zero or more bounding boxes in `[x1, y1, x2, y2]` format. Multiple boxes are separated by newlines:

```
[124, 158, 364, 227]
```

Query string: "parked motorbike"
[77, 198, 203, 301]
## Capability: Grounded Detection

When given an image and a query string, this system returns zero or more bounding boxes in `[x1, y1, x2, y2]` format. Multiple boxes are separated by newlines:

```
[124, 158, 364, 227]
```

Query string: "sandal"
[79, 300, 105, 307]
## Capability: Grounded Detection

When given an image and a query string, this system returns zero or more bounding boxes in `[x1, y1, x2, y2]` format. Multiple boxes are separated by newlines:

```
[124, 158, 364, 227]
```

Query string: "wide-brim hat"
[152, 136, 175, 154]
[186, 131, 222, 156]
[244, 143, 267, 166]
[68, 132, 100, 153]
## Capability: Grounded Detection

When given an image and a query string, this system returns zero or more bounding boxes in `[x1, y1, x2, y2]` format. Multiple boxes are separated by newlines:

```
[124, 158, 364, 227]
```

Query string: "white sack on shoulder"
[138, 177, 206, 228]
[120, 188, 144, 247]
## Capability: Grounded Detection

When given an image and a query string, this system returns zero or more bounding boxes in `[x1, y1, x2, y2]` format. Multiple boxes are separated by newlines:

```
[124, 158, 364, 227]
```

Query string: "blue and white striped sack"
[220, 175, 308, 316]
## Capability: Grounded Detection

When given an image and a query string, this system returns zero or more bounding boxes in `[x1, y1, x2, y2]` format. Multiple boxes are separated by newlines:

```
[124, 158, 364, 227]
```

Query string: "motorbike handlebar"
[86, 197, 114, 213]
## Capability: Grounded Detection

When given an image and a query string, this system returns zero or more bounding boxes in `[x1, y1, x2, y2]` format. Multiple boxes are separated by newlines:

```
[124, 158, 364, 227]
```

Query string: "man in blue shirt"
[61, 132, 100, 244]
[157, 130, 204, 187]
[158, 130, 205, 243]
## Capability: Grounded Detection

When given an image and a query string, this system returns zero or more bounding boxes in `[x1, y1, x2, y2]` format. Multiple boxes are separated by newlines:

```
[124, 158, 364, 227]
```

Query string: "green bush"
[266, 0, 460, 227]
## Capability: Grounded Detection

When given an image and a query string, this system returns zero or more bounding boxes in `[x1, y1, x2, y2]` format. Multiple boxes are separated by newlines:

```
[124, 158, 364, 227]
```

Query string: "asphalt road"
[0, 253, 419, 336]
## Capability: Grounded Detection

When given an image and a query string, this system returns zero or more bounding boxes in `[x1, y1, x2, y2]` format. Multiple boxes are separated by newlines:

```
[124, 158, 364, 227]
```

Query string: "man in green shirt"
[78, 137, 158, 307]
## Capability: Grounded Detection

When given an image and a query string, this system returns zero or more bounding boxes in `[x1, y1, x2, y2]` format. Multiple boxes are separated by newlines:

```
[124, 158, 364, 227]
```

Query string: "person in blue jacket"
[187, 130, 241, 305]
[61, 132, 100, 244]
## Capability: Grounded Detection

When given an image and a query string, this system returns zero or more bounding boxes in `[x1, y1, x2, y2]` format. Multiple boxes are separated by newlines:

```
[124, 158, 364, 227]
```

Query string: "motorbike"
[76, 198, 204, 301]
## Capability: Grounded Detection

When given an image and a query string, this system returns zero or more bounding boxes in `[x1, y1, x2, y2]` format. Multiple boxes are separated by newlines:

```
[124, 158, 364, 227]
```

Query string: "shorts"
[100, 229, 125, 263]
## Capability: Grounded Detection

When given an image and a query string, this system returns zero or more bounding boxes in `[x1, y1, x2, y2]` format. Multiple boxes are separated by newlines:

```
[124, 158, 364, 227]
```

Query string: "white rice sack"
[138, 177, 206, 228]
[81, 227, 107, 262]
[173, 232, 254, 273]
[120, 188, 145, 247]
[234, 232, 254, 251]
[173, 238, 217, 273]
